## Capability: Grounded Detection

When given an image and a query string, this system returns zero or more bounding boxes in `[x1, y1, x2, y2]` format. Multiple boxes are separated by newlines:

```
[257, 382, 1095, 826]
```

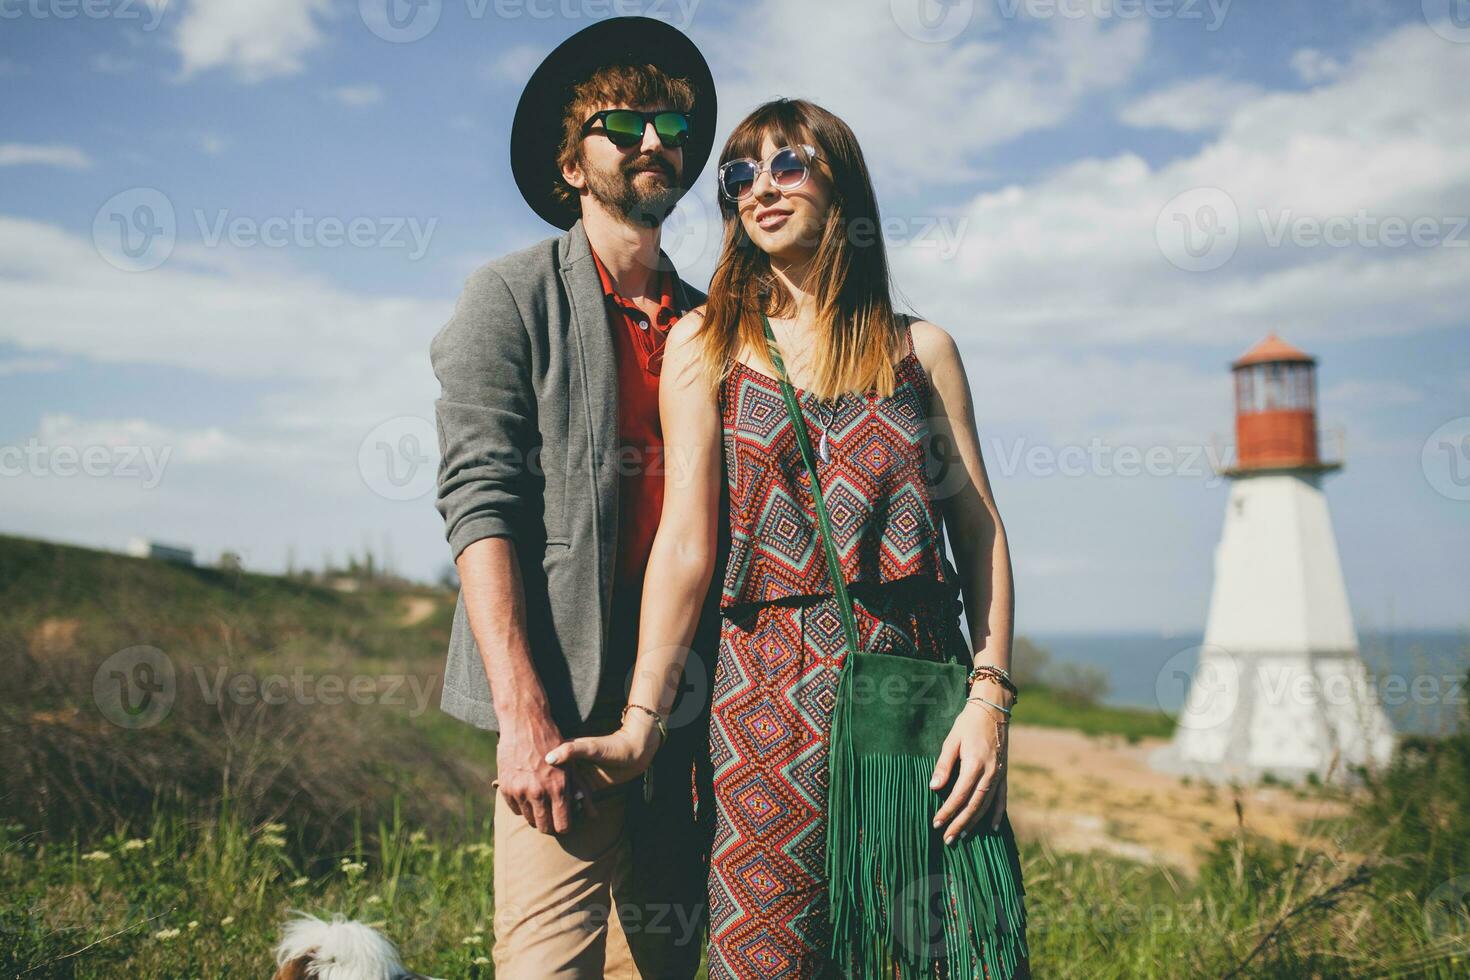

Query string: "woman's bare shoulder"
[668, 304, 708, 345]
[904, 318, 962, 375]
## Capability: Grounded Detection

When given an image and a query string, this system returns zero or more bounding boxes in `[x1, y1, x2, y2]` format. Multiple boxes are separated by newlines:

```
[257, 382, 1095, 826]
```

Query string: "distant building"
[126, 538, 195, 566]
[1151, 334, 1395, 786]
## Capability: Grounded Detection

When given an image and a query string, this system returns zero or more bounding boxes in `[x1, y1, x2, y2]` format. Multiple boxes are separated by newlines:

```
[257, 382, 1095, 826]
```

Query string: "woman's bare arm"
[913, 319, 1016, 678]
[544, 309, 723, 782]
[911, 319, 1018, 842]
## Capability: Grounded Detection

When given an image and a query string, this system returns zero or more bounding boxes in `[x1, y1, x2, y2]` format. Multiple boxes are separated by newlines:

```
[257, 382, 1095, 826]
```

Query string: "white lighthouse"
[1153, 334, 1396, 786]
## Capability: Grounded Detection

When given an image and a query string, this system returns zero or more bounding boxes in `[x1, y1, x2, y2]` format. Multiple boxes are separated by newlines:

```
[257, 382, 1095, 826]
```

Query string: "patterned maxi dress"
[704, 319, 1028, 979]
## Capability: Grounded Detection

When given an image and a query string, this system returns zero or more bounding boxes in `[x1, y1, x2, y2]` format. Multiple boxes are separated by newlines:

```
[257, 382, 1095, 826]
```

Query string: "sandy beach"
[1005, 723, 1355, 873]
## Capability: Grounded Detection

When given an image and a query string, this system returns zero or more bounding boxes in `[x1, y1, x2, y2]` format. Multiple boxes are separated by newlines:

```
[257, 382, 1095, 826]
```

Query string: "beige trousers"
[490, 584, 709, 979]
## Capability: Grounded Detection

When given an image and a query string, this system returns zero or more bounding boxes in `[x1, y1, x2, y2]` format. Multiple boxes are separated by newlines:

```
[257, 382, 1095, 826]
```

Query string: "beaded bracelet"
[967, 664, 1020, 703]
[622, 703, 668, 745]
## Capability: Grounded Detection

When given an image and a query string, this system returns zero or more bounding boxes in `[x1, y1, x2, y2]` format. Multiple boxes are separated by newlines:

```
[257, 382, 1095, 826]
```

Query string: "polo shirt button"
[638, 319, 649, 330]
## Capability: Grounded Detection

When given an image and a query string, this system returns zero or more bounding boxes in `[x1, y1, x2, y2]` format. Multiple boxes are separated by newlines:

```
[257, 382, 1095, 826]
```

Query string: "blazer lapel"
[559, 220, 620, 623]
[559, 220, 618, 462]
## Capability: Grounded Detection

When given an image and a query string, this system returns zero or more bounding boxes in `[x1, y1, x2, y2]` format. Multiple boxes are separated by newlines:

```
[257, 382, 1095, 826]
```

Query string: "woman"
[547, 98, 1030, 978]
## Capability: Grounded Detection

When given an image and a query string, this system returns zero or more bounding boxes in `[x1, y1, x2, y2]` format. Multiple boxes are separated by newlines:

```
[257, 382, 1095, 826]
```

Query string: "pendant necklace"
[816, 399, 836, 463]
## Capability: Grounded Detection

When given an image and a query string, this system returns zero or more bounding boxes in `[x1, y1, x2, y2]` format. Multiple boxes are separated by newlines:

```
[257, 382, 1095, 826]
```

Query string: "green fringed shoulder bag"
[760, 313, 1029, 980]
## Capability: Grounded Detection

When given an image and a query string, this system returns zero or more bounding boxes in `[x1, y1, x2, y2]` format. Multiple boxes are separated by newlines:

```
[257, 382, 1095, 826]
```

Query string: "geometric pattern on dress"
[718, 322, 959, 611]
[706, 585, 969, 979]
[705, 320, 1025, 979]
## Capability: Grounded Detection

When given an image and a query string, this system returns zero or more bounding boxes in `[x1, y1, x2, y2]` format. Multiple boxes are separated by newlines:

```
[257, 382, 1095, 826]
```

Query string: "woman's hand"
[929, 690, 1011, 845]
[543, 714, 663, 793]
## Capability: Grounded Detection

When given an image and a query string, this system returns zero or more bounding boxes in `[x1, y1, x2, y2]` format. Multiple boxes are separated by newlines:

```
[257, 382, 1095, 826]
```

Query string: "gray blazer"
[429, 218, 726, 734]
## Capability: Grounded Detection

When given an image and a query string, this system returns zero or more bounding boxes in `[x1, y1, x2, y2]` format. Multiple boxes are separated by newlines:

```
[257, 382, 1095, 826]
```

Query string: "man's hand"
[495, 707, 596, 835]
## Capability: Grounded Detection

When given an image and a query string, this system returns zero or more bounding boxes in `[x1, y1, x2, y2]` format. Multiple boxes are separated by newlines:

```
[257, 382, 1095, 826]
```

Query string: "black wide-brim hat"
[510, 16, 717, 231]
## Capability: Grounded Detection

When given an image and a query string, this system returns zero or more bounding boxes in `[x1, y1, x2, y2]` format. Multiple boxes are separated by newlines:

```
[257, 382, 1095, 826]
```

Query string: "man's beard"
[584, 153, 684, 228]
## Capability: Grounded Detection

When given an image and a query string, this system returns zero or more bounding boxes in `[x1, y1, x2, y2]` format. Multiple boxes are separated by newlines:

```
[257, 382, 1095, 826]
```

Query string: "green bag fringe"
[757, 311, 1027, 977]
[827, 657, 1030, 980]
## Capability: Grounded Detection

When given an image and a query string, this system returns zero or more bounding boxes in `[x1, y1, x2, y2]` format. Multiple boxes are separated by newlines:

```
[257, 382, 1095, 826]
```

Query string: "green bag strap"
[760, 313, 863, 659]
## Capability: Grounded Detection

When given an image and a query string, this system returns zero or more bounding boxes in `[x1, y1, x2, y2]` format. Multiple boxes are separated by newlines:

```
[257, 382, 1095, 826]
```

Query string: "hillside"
[0, 532, 486, 852]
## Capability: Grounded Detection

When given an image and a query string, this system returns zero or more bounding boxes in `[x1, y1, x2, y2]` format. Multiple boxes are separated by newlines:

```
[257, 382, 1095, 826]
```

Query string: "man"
[428, 17, 724, 979]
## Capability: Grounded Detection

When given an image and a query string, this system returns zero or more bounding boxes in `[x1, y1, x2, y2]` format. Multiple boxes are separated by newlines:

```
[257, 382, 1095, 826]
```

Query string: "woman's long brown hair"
[695, 98, 902, 402]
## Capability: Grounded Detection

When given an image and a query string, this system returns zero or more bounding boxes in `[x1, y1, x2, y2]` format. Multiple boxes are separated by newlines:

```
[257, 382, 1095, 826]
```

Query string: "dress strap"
[901, 314, 916, 356]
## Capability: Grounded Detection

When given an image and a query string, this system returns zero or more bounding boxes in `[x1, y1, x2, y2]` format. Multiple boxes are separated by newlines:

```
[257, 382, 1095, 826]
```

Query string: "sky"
[1, 0, 1467, 633]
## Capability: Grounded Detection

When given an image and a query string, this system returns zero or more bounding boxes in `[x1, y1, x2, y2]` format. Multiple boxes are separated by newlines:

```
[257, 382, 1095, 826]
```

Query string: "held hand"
[543, 715, 662, 794]
[495, 711, 597, 837]
[928, 699, 1010, 845]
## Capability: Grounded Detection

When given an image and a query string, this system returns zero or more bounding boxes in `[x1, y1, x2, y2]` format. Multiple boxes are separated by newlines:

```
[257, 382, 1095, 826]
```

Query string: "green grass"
[0, 810, 502, 978]
[3, 533, 1468, 977]
[4, 810, 1468, 978]
[1007, 683, 1175, 741]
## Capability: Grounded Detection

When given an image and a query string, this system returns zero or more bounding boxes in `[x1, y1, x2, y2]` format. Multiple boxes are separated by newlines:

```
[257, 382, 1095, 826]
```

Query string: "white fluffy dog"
[272, 913, 442, 980]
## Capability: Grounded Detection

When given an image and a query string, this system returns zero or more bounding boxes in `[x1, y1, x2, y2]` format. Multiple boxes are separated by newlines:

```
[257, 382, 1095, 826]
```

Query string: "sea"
[1024, 629, 1470, 737]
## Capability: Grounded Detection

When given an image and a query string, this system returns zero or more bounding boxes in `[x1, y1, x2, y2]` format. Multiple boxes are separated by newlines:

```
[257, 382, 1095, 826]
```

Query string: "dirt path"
[399, 595, 439, 626]
[1004, 724, 1353, 873]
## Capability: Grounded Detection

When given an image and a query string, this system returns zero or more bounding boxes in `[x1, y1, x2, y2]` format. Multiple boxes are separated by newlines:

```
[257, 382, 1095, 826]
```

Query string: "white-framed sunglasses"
[717, 143, 820, 202]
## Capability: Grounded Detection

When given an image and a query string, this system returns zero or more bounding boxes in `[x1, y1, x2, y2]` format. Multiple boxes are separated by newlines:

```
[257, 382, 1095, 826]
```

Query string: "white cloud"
[0, 355, 68, 376]
[1119, 76, 1263, 132]
[173, 0, 334, 82]
[34, 413, 263, 465]
[327, 84, 384, 108]
[1289, 47, 1343, 85]
[0, 216, 446, 394]
[889, 21, 1470, 355]
[0, 215, 454, 578]
[0, 143, 92, 170]
[704, 0, 1149, 187]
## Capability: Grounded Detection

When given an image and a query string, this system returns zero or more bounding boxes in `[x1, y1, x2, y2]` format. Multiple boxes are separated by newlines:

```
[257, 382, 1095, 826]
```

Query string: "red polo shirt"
[591, 247, 684, 592]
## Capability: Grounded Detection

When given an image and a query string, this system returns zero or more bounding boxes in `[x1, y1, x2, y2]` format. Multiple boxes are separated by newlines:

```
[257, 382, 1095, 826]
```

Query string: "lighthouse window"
[1236, 370, 1254, 414]
[1266, 363, 1288, 409]
[1240, 362, 1314, 412]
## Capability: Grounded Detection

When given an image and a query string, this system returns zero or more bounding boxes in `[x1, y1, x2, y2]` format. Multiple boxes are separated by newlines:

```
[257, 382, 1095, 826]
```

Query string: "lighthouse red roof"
[1233, 332, 1315, 368]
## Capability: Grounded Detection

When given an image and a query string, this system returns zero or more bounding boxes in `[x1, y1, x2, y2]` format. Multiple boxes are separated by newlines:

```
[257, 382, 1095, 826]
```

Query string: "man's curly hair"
[552, 63, 697, 212]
